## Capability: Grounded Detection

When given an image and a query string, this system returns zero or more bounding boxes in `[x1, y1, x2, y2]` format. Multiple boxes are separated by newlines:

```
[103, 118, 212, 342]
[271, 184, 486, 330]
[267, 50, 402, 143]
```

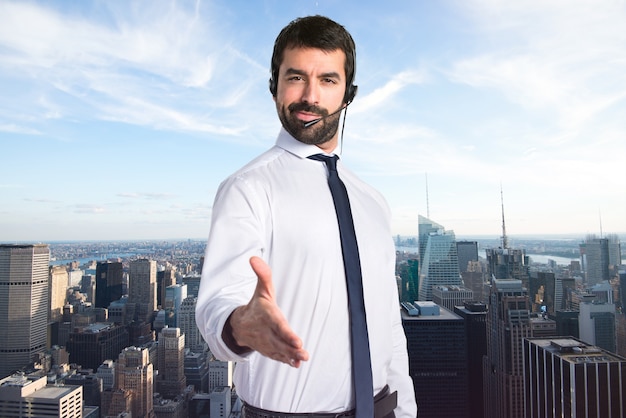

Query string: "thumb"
[250, 256, 274, 300]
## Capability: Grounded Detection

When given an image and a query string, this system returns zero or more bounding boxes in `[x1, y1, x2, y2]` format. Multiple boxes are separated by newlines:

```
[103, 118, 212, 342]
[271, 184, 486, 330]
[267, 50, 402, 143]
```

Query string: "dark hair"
[269, 15, 357, 103]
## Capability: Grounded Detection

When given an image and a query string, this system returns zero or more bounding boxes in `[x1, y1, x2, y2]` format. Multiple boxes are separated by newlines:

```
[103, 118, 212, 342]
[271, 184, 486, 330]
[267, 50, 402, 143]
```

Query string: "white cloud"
[0, 123, 41, 135]
[117, 192, 177, 200]
[73, 204, 106, 214]
[0, 1, 265, 138]
[448, 0, 626, 136]
[353, 70, 427, 114]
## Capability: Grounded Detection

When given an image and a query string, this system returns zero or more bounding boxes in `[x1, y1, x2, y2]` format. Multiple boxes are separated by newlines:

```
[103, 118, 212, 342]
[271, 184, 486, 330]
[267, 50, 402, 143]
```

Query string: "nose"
[301, 80, 320, 105]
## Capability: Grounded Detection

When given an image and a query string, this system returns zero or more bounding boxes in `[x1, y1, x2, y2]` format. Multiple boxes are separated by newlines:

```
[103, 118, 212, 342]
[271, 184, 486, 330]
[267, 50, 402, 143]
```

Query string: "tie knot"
[308, 153, 339, 171]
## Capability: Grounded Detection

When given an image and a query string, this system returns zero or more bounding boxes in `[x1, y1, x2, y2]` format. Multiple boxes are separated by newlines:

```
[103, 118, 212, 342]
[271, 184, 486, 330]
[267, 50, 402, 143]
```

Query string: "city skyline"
[1, 0, 625, 241]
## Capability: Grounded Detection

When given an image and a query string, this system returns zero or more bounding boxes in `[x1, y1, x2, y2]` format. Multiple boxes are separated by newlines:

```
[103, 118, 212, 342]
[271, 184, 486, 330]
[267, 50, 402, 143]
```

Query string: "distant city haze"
[1, 1, 625, 241]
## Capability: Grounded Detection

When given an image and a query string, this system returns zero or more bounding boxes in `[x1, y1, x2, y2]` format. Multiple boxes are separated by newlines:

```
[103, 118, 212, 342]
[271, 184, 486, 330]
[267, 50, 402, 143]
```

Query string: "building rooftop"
[25, 385, 80, 400]
[401, 302, 462, 321]
[527, 337, 626, 364]
[433, 285, 471, 292]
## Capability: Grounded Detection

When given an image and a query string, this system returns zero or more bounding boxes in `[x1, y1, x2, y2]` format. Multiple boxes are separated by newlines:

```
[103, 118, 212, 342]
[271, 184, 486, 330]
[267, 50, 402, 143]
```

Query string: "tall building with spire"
[0, 244, 50, 378]
[485, 190, 529, 286]
[129, 259, 157, 322]
[418, 215, 461, 301]
[580, 235, 611, 285]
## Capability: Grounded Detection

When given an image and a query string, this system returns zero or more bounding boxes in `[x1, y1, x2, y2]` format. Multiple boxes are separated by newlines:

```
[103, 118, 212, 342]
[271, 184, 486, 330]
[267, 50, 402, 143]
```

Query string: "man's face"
[274, 47, 347, 152]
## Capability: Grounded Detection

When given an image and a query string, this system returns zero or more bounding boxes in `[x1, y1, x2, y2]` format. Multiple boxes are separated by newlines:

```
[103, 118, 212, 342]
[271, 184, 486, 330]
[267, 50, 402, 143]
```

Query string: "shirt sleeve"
[195, 174, 268, 362]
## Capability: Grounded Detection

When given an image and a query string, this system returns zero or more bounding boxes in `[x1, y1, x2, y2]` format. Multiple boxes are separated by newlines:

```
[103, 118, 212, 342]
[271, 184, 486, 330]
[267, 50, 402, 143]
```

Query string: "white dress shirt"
[196, 128, 417, 417]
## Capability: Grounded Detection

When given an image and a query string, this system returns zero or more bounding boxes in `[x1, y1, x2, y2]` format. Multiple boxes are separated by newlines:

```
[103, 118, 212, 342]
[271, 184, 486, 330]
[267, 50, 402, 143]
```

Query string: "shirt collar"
[275, 128, 339, 159]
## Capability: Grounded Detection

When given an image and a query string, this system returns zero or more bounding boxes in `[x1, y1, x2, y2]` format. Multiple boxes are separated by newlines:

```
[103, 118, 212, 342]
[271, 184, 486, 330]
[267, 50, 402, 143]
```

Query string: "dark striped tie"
[308, 154, 374, 418]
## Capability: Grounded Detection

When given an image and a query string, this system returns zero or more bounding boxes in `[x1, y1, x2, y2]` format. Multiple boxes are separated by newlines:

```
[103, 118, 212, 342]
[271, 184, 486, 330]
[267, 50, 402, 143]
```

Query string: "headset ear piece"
[345, 84, 358, 104]
[269, 77, 277, 96]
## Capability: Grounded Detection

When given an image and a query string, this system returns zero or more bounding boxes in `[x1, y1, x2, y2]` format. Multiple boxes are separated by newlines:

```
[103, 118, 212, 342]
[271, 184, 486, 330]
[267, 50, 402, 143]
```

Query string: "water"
[49, 253, 142, 266]
[479, 250, 576, 266]
[396, 246, 578, 266]
[525, 254, 578, 266]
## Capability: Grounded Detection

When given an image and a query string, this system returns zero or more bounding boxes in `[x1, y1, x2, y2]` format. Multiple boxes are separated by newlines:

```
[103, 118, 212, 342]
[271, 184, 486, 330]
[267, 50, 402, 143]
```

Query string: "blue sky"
[1, 0, 625, 242]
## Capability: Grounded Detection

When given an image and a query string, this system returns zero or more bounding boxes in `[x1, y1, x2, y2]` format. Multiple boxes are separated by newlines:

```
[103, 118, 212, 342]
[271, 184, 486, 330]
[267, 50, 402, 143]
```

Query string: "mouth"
[288, 103, 326, 124]
[294, 110, 321, 123]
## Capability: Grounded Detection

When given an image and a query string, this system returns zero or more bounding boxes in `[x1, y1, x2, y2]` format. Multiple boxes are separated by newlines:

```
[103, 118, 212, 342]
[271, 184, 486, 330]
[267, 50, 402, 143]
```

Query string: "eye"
[287, 75, 304, 82]
[322, 78, 337, 84]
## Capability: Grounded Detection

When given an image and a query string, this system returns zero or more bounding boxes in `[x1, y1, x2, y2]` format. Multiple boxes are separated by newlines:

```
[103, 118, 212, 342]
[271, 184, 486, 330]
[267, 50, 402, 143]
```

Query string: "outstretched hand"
[225, 256, 309, 367]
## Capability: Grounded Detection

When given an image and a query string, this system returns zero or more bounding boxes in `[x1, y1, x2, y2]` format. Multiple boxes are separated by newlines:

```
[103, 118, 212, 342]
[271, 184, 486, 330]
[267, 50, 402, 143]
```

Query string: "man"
[196, 15, 417, 417]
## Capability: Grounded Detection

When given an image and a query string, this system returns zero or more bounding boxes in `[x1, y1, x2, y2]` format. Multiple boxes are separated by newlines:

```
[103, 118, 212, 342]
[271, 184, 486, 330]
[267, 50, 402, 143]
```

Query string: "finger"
[269, 341, 310, 367]
[274, 318, 304, 350]
[250, 256, 274, 299]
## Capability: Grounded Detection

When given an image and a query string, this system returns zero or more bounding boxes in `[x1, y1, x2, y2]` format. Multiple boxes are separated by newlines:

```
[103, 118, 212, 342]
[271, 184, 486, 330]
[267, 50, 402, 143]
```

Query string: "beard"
[278, 102, 341, 146]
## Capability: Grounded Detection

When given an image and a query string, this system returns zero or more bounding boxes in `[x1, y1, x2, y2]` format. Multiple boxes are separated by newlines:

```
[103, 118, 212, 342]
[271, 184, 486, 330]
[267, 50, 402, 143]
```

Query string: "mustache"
[287, 103, 329, 117]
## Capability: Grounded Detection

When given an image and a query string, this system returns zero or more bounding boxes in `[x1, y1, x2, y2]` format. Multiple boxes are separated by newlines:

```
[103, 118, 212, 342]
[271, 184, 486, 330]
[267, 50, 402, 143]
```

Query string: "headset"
[269, 48, 358, 105]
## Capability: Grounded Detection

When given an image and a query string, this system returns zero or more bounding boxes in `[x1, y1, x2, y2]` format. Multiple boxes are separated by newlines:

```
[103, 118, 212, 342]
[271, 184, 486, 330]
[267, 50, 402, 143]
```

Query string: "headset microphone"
[303, 105, 347, 128]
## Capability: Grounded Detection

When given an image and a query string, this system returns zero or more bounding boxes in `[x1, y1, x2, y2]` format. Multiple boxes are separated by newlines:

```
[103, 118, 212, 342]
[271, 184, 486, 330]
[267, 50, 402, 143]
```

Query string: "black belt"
[242, 385, 397, 418]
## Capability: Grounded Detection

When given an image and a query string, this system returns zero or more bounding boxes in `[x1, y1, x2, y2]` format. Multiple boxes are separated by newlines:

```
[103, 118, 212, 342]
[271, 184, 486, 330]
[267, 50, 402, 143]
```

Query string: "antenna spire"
[599, 209, 603, 238]
[500, 184, 509, 249]
[425, 172, 430, 219]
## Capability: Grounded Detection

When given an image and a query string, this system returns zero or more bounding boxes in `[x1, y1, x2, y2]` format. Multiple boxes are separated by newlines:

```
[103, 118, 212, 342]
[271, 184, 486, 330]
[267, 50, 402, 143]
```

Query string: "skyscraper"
[182, 275, 202, 298]
[49, 265, 68, 323]
[157, 264, 177, 308]
[156, 327, 187, 399]
[402, 301, 468, 418]
[432, 285, 473, 312]
[579, 299, 616, 353]
[178, 296, 206, 353]
[607, 234, 623, 270]
[580, 235, 610, 286]
[483, 278, 531, 418]
[129, 259, 157, 322]
[116, 346, 154, 418]
[80, 274, 96, 303]
[417, 215, 461, 301]
[456, 240, 478, 273]
[529, 271, 555, 314]
[454, 302, 487, 418]
[95, 261, 123, 308]
[523, 337, 626, 417]
[0, 244, 50, 378]
[185, 350, 210, 393]
[554, 277, 576, 312]
[397, 258, 419, 303]
[66, 323, 129, 371]
[208, 357, 233, 394]
[463, 260, 487, 302]
[165, 284, 187, 327]
[485, 247, 530, 285]
[97, 359, 116, 390]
